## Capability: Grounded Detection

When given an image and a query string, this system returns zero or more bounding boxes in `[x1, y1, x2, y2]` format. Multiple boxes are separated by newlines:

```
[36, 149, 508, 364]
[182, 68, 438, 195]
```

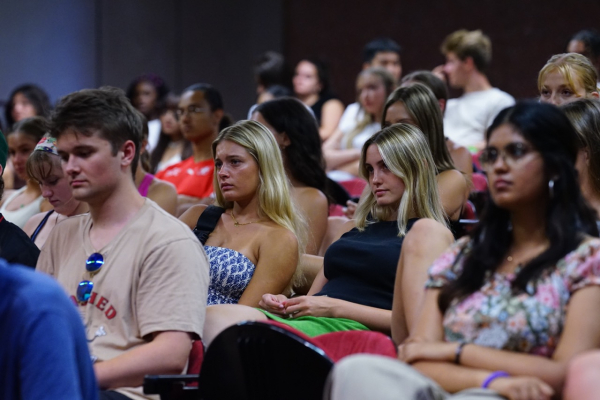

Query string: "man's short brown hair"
[50, 87, 144, 175]
[441, 29, 492, 73]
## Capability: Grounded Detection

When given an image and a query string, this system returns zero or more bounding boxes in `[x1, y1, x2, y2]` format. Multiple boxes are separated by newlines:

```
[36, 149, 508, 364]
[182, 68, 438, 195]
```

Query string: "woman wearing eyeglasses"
[155, 83, 232, 214]
[180, 120, 306, 307]
[327, 102, 600, 400]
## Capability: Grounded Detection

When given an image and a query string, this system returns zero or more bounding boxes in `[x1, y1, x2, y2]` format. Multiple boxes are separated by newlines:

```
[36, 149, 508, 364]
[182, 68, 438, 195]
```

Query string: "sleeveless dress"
[0, 188, 44, 229]
[205, 246, 256, 305]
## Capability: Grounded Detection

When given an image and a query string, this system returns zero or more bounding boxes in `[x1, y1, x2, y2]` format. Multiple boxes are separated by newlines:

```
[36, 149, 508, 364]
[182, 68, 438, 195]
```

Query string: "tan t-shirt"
[37, 199, 209, 400]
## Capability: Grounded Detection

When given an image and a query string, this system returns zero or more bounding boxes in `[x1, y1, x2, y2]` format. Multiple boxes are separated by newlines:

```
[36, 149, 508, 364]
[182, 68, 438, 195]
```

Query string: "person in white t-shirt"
[440, 29, 515, 152]
[37, 87, 209, 400]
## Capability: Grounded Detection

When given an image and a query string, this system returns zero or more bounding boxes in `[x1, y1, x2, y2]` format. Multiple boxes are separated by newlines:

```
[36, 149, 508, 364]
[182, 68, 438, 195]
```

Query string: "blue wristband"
[482, 371, 510, 388]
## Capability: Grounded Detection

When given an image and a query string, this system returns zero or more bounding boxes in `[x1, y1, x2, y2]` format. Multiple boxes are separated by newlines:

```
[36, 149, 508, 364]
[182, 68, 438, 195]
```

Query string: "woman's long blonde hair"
[344, 67, 395, 148]
[538, 53, 598, 96]
[382, 83, 456, 174]
[354, 123, 448, 237]
[212, 120, 307, 284]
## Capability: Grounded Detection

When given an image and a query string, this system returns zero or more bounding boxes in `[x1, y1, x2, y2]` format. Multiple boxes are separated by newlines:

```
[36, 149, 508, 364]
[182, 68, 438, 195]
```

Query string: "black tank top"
[310, 93, 336, 125]
[315, 218, 419, 310]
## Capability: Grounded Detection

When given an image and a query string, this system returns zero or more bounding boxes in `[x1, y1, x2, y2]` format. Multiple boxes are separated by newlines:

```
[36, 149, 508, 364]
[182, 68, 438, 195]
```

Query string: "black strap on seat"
[192, 205, 225, 245]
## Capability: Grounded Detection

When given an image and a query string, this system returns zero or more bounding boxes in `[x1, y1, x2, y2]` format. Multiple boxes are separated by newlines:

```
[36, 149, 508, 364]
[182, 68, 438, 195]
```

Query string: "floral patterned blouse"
[426, 236, 600, 357]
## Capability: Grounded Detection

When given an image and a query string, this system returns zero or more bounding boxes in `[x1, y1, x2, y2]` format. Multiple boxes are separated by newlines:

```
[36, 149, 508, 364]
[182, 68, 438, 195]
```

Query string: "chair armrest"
[143, 374, 199, 397]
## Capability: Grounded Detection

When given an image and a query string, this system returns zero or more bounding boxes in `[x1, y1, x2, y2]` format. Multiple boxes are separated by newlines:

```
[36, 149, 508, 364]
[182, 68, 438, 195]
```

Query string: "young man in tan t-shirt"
[36, 87, 209, 400]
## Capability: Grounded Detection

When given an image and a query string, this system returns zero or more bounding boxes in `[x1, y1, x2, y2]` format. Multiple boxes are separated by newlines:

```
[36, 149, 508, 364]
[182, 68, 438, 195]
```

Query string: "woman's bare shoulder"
[178, 203, 212, 229]
[22, 211, 49, 236]
[294, 186, 328, 205]
[438, 169, 469, 192]
[260, 221, 299, 248]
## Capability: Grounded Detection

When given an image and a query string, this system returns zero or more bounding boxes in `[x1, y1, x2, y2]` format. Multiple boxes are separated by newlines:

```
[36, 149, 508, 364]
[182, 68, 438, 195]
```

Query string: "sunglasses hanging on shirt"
[76, 252, 104, 303]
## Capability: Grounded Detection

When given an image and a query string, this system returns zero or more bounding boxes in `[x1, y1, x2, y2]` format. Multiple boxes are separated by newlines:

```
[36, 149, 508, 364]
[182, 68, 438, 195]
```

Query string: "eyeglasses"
[479, 143, 533, 170]
[176, 105, 209, 118]
[76, 252, 104, 303]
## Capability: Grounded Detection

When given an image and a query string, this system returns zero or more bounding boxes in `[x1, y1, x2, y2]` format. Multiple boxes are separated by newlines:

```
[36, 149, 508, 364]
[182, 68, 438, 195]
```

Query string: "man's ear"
[591, 91, 599, 99]
[362, 62, 371, 71]
[463, 56, 476, 72]
[120, 140, 137, 168]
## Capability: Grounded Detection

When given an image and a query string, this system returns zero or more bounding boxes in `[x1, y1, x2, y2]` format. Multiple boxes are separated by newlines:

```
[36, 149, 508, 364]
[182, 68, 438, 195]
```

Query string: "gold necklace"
[229, 210, 261, 226]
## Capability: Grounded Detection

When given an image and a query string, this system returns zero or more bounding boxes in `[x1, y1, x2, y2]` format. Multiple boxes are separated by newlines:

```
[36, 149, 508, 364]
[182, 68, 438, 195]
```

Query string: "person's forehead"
[543, 70, 583, 89]
[180, 90, 208, 106]
[56, 129, 107, 149]
[373, 51, 400, 62]
[568, 40, 587, 54]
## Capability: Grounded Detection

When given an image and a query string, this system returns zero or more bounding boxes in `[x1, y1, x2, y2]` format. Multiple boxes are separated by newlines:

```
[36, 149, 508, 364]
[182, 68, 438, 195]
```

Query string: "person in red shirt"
[155, 83, 231, 214]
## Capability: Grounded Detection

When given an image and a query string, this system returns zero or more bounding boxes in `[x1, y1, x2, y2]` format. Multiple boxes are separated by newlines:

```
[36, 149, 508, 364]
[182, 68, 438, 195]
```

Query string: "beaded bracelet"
[482, 371, 510, 388]
[454, 342, 467, 364]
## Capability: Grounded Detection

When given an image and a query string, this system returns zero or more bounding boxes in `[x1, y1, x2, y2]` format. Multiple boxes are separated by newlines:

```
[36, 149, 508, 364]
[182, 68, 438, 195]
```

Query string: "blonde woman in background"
[382, 83, 469, 225]
[180, 120, 305, 307]
[324, 67, 395, 180]
[538, 53, 599, 106]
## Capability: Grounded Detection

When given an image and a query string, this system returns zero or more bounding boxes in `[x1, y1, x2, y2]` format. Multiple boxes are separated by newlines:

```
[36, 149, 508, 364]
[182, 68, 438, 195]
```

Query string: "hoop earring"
[548, 179, 555, 199]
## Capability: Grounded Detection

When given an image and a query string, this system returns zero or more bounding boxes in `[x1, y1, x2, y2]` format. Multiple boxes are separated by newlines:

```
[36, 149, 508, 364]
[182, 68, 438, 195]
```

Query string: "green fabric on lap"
[257, 309, 369, 337]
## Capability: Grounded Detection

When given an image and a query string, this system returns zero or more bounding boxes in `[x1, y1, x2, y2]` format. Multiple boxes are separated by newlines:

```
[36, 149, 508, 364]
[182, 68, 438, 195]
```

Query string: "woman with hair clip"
[23, 137, 89, 249]
[156, 83, 232, 213]
[327, 102, 600, 400]
[382, 82, 469, 225]
[0, 117, 50, 228]
[180, 120, 305, 307]
[538, 53, 599, 106]
[323, 67, 396, 180]
[251, 97, 329, 257]
[202, 123, 454, 346]
[562, 99, 600, 223]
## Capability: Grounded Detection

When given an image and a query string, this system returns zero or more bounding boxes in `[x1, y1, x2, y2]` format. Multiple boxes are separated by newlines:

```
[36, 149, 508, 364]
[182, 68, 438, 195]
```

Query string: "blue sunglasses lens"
[77, 280, 94, 303]
[86, 252, 104, 274]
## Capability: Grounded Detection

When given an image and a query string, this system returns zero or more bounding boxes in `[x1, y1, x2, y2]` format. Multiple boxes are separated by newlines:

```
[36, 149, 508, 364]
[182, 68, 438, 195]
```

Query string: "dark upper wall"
[0, 0, 283, 127]
[284, 0, 600, 105]
[0, 0, 96, 126]
[2, 0, 599, 128]
[99, 0, 284, 120]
